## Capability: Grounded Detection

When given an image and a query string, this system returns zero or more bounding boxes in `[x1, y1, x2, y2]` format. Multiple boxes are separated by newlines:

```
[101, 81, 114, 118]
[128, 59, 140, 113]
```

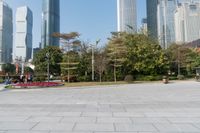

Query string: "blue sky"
[5, 0, 146, 48]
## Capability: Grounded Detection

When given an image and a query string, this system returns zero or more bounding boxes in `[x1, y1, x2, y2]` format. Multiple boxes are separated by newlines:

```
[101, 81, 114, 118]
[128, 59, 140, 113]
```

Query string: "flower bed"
[13, 82, 64, 88]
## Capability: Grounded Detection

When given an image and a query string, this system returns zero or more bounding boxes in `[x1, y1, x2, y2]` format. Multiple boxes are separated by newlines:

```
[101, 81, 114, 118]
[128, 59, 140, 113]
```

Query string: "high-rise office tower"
[157, 0, 177, 49]
[41, 0, 60, 48]
[147, 0, 159, 40]
[117, 0, 137, 33]
[0, 0, 13, 64]
[141, 18, 148, 35]
[15, 6, 33, 61]
[175, 1, 200, 43]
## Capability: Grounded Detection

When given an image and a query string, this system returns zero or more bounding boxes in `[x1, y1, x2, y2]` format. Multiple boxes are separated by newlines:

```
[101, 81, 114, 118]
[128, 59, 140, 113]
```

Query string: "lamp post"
[46, 52, 50, 82]
[91, 39, 100, 81]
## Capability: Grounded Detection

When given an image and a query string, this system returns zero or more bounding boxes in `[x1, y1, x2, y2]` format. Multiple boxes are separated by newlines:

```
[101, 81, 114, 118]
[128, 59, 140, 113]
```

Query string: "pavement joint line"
[113, 123, 117, 132]
[58, 116, 64, 123]
[192, 123, 200, 130]
[72, 122, 77, 131]
[152, 123, 160, 132]
[29, 122, 40, 130]
[24, 115, 32, 122]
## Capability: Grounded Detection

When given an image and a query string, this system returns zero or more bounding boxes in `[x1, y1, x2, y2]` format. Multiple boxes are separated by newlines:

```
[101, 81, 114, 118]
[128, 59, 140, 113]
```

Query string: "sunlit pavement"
[0, 81, 200, 133]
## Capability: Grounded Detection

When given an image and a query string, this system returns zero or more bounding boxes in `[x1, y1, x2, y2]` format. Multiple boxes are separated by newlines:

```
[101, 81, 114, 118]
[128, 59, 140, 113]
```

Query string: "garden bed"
[13, 82, 64, 89]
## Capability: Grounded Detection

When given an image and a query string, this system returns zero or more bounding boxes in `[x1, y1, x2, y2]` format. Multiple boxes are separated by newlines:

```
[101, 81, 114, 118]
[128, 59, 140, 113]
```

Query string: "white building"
[175, 1, 200, 43]
[0, 0, 13, 64]
[117, 0, 137, 33]
[15, 6, 33, 61]
[157, 0, 177, 49]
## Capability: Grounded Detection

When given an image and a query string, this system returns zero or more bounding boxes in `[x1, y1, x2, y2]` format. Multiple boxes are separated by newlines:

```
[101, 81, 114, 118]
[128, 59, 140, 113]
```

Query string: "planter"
[162, 76, 169, 84]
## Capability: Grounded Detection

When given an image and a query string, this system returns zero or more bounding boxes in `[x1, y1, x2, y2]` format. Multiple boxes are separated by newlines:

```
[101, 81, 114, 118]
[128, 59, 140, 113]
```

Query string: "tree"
[53, 32, 81, 82]
[2, 63, 16, 74]
[106, 32, 127, 82]
[61, 51, 80, 82]
[95, 48, 107, 82]
[165, 44, 196, 76]
[121, 33, 169, 76]
[33, 46, 63, 77]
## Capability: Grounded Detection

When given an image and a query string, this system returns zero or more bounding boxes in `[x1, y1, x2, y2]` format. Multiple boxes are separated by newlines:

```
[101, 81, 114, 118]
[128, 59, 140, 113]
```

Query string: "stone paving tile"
[61, 117, 96, 123]
[74, 123, 114, 132]
[114, 123, 158, 132]
[81, 112, 113, 117]
[32, 122, 74, 131]
[167, 117, 200, 123]
[97, 117, 132, 123]
[5, 131, 49, 133]
[49, 112, 82, 117]
[131, 117, 170, 124]
[144, 112, 176, 117]
[26, 116, 63, 122]
[0, 116, 30, 122]
[49, 131, 93, 133]
[0, 122, 37, 130]
[154, 123, 200, 132]
[113, 112, 145, 117]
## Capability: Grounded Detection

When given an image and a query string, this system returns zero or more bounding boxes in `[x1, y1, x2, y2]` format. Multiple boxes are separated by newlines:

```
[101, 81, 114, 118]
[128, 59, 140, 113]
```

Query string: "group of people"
[19, 73, 33, 83]
[4, 73, 33, 85]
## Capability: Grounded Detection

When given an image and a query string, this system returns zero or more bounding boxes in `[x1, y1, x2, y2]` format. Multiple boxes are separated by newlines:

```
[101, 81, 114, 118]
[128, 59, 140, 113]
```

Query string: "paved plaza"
[0, 81, 200, 132]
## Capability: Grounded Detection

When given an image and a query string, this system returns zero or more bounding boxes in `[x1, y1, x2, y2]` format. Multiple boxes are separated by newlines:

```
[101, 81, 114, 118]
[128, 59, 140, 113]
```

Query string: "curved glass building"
[41, 0, 60, 48]
[15, 6, 33, 61]
[117, 0, 137, 33]
[0, 1, 13, 63]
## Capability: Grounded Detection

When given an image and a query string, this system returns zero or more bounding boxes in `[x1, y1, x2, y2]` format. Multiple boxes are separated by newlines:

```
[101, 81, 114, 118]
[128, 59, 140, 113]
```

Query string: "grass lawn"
[63, 80, 164, 87]
[63, 81, 130, 87]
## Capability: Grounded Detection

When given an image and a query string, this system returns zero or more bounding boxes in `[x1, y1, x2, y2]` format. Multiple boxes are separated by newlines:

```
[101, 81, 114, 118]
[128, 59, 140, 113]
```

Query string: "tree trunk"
[114, 66, 116, 83]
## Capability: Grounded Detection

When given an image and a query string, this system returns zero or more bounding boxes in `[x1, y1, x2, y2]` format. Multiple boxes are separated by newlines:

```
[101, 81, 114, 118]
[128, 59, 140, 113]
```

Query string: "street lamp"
[91, 39, 100, 81]
[46, 52, 50, 82]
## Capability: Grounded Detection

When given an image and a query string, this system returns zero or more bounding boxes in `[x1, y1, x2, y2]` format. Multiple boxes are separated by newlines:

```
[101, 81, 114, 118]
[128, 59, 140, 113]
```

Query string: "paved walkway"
[0, 81, 200, 133]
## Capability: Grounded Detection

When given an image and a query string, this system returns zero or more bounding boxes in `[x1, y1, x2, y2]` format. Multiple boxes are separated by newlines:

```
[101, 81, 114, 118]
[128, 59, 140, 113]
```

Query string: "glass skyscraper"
[117, 0, 137, 33]
[41, 0, 60, 48]
[147, 0, 159, 40]
[15, 6, 33, 61]
[175, 1, 200, 43]
[0, 1, 13, 64]
[157, 0, 177, 49]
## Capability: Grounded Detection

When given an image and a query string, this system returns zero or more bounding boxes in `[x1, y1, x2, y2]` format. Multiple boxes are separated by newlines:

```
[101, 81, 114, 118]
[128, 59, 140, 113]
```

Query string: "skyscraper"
[117, 0, 137, 33]
[0, 0, 13, 64]
[147, 0, 159, 40]
[41, 0, 60, 48]
[175, 1, 200, 43]
[15, 6, 33, 61]
[157, 0, 177, 49]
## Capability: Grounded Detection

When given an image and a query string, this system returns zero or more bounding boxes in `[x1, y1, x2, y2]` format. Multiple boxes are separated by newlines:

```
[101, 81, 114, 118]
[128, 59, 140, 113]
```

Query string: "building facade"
[147, 0, 159, 40]
[157, 0, 177, 49]
[41, 0, 60, 48]
[0, 0, 13, 64]
[117, 0, 137, 33]
[15, 6, 33, 61]
[175, 1, 200, 43]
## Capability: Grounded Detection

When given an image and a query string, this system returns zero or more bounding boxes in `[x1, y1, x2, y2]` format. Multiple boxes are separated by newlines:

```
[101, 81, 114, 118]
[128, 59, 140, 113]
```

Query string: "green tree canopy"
[2, 63, 16, 74]
[33, 46, 63, 76]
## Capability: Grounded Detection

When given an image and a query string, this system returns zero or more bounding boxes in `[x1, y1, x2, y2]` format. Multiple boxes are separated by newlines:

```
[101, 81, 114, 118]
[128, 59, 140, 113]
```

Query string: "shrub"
[124, 75, 133, 82]
[169, 76, 178, 80]
[136, 75, 162, 81]
[177, 75, 185, 80]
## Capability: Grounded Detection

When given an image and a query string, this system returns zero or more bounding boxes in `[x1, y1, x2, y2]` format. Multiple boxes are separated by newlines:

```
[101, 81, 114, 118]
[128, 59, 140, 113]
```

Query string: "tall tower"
[175, 1, 200, 43]
[0, 0, 13, 64]
[117, 0, 137, 33]
[41, 0, 60, 48]
[157, 0, 177, 49]
[146, 0, 159, 40]
[15, 6, 33, 61]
